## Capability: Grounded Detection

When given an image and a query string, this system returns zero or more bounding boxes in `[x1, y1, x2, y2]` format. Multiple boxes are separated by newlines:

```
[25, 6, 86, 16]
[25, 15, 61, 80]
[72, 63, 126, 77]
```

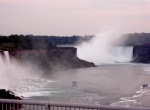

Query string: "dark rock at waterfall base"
[0, 89, 23, 110]
[131, 56, 150, 64]
[0, 89, 22, 99]
[132, 45, 150, 63]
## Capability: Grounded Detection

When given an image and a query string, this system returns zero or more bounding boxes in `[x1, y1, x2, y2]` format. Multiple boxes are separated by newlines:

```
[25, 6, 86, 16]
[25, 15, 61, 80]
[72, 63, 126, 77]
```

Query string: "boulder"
[0, 89, 22, 110]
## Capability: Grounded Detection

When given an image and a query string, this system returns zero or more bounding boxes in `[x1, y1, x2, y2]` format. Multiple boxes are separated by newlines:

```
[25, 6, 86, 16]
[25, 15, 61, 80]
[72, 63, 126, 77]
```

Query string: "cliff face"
[132, 45, 150, 63]
[9, 47, 96, 73]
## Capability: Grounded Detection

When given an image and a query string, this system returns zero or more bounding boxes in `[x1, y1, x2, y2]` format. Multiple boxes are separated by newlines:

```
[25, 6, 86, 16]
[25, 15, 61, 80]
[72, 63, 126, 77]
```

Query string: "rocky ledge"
[9, 47, 96, 73]
[132, 45, 150, 63]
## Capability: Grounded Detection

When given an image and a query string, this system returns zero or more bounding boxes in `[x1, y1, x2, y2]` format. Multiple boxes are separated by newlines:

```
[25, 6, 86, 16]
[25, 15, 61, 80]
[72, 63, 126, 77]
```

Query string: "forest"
[1, 33, 150, 51]
[122, 33, 150, 46]
[0, 34, 94, 51]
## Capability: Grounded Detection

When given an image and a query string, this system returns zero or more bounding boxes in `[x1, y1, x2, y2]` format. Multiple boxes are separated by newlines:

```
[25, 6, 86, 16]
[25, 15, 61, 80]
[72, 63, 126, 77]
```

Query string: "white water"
[1, 50, 148, 107]
[0, 51, 52, 97]
[77, 30, 133, 65]
[77, 44, 133, 65]
[110, 46, 133, 63]
[3, 51, 10, 64]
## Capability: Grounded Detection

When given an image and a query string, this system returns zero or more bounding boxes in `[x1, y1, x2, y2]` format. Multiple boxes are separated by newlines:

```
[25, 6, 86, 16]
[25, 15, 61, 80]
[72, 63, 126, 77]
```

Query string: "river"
[21, 63, 150, 107]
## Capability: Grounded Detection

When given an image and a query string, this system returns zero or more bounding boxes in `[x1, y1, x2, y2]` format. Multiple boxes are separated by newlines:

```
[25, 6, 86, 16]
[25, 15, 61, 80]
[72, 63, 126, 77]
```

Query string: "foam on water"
[111, 85, 150, 107]
[13, 78, 56, 97]
[143, 66, 150, 72]
[17, 87, 60, 98]
[111, 65, 150, 107]
[0, 51, 55, 98]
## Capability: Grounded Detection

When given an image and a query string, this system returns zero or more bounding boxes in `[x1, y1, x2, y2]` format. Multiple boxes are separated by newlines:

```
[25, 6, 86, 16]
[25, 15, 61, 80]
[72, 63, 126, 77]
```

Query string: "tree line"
[0, 34, 94, 51]
[122, 33, 150, 46]
[2, 32, 149, 51]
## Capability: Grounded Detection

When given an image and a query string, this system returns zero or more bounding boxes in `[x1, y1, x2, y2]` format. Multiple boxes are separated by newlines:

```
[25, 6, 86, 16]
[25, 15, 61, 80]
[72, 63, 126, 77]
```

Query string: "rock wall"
[10, 47, 77, 59]
[9, 47, 96, 73]
[132, 45, 150, 63]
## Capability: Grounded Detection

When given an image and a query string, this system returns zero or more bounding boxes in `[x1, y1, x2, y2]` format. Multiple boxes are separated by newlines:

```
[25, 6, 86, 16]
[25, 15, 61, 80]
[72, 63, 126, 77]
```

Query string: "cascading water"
[77, 30, 133, 65]
[110, 46, 133, 63]
[0, 51, 12, 89]
[3, 51, 10, 64]
[0, 51, 52, 97]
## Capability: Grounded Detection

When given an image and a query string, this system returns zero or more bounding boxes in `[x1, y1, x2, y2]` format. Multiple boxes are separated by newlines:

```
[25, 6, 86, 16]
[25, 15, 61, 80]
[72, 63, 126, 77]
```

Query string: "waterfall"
[0, 51, 12, 89]
[0, 51, 10, 64]
[0, 51, 52, 96]
[110, 46, 133, 63]
[3, 51, 10, 64]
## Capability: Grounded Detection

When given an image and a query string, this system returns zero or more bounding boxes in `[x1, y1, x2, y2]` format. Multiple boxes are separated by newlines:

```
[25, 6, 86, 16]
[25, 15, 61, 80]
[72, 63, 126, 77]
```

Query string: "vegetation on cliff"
[121, 33, 150, 46]
[1, 33, 150, 51]
[0, 34, 56, 51]
[0, 34, 94, 51]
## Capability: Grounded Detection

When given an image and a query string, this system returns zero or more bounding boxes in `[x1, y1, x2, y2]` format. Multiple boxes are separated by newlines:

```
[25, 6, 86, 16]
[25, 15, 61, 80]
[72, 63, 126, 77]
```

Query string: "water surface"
[23, 63, 150, 107]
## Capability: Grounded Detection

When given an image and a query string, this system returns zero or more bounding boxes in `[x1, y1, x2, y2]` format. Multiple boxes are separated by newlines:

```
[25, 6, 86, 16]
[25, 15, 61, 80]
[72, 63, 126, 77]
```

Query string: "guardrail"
[0, 99, 150, 110]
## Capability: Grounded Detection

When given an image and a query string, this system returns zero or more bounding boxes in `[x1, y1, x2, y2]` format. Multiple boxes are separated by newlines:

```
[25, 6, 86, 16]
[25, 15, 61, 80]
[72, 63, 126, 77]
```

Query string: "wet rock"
[0, 89, 22, 110]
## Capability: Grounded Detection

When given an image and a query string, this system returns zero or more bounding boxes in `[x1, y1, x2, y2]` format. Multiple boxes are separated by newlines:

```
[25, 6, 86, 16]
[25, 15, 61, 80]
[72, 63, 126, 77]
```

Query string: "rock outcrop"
[0, 89, 22, 110]
[9, 47, 96, 73]
[132, 45, 150, 63]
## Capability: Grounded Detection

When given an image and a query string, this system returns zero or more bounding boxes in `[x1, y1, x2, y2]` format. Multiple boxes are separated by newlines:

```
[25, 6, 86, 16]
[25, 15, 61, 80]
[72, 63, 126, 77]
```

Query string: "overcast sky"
[0, 0, 150, 36]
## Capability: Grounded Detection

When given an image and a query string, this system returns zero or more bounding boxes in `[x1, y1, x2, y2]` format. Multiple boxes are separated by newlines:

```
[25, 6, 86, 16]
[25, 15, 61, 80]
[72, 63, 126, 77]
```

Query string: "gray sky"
[0, 0, 150, 36]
